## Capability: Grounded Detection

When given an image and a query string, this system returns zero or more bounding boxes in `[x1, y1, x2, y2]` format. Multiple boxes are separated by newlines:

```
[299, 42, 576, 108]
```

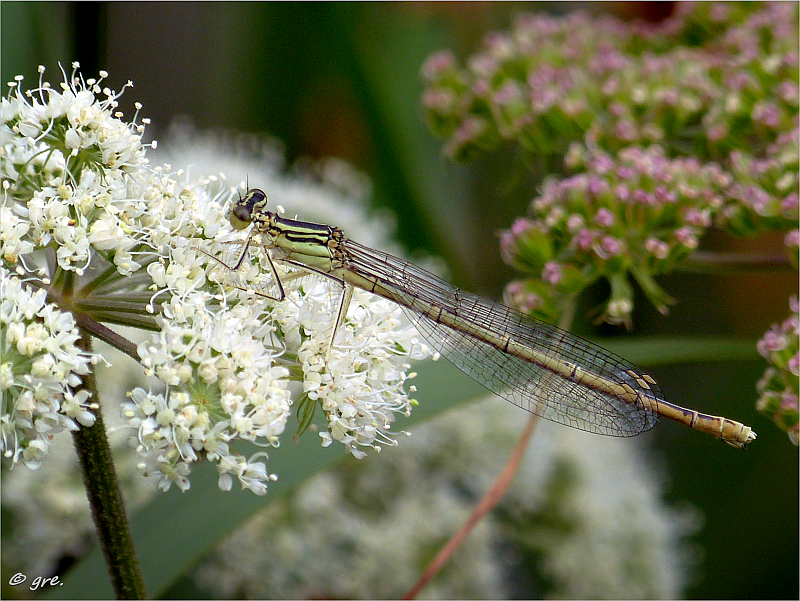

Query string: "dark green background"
[2, 2, 797, 599]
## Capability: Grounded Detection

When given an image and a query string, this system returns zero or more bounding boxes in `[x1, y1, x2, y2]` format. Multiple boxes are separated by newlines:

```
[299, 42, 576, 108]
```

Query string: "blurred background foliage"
[2, 2, 797, 599]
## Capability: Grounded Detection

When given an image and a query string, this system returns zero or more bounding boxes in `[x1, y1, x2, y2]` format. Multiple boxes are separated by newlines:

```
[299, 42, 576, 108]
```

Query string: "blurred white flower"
[194, 398, 698, 599]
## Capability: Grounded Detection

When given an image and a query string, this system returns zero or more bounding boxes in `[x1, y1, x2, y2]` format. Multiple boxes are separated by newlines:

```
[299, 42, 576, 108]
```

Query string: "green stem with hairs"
[71, 326, 146, 599]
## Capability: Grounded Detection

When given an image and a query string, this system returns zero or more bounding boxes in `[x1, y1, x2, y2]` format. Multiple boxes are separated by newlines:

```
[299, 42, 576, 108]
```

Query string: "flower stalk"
[70, 326, 146, 599]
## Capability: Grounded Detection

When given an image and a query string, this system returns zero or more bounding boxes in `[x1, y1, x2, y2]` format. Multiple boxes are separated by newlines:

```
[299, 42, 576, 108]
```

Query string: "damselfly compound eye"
[230, 203, 254, 230]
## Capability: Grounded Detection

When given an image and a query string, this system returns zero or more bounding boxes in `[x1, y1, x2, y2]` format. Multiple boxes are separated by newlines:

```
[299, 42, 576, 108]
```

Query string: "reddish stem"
[401, 412, 539, 600]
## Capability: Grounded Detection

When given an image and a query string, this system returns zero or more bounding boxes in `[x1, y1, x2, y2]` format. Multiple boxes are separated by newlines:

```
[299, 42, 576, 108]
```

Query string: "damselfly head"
[229, 188, 269, 230]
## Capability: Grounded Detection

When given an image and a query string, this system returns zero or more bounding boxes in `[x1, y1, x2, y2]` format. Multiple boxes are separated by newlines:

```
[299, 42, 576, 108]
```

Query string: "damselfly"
[202, 188, 756, 448]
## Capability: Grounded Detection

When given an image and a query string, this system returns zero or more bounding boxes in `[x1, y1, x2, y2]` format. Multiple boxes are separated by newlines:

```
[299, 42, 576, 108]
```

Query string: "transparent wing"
[344, 240, 660, 437]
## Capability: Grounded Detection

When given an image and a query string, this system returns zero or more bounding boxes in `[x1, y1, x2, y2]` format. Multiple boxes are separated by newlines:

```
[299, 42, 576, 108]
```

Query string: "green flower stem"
[78, 262, 129, 296]
[629, 266, 675, 316]
[81, 246, 161, 296]
[556, 301, 577, 331]
[71, 327, 146, 599]
[80, 311, 160, 332]
[73, 299, 163, 326]
[73, 298, 161, 315]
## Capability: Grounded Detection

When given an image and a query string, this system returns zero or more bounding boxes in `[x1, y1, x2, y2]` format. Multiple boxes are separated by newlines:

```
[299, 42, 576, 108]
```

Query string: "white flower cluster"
[272, 279, 431, 458]
[1, 64, 150, 276]
[1, 65, 431, 493]
[123, 292, 292, 494]
[0, 269, 97, 467]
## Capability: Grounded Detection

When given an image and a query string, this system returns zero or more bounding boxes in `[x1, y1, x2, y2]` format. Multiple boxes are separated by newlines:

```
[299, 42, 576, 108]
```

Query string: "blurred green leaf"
[599, 336, 760, 366]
